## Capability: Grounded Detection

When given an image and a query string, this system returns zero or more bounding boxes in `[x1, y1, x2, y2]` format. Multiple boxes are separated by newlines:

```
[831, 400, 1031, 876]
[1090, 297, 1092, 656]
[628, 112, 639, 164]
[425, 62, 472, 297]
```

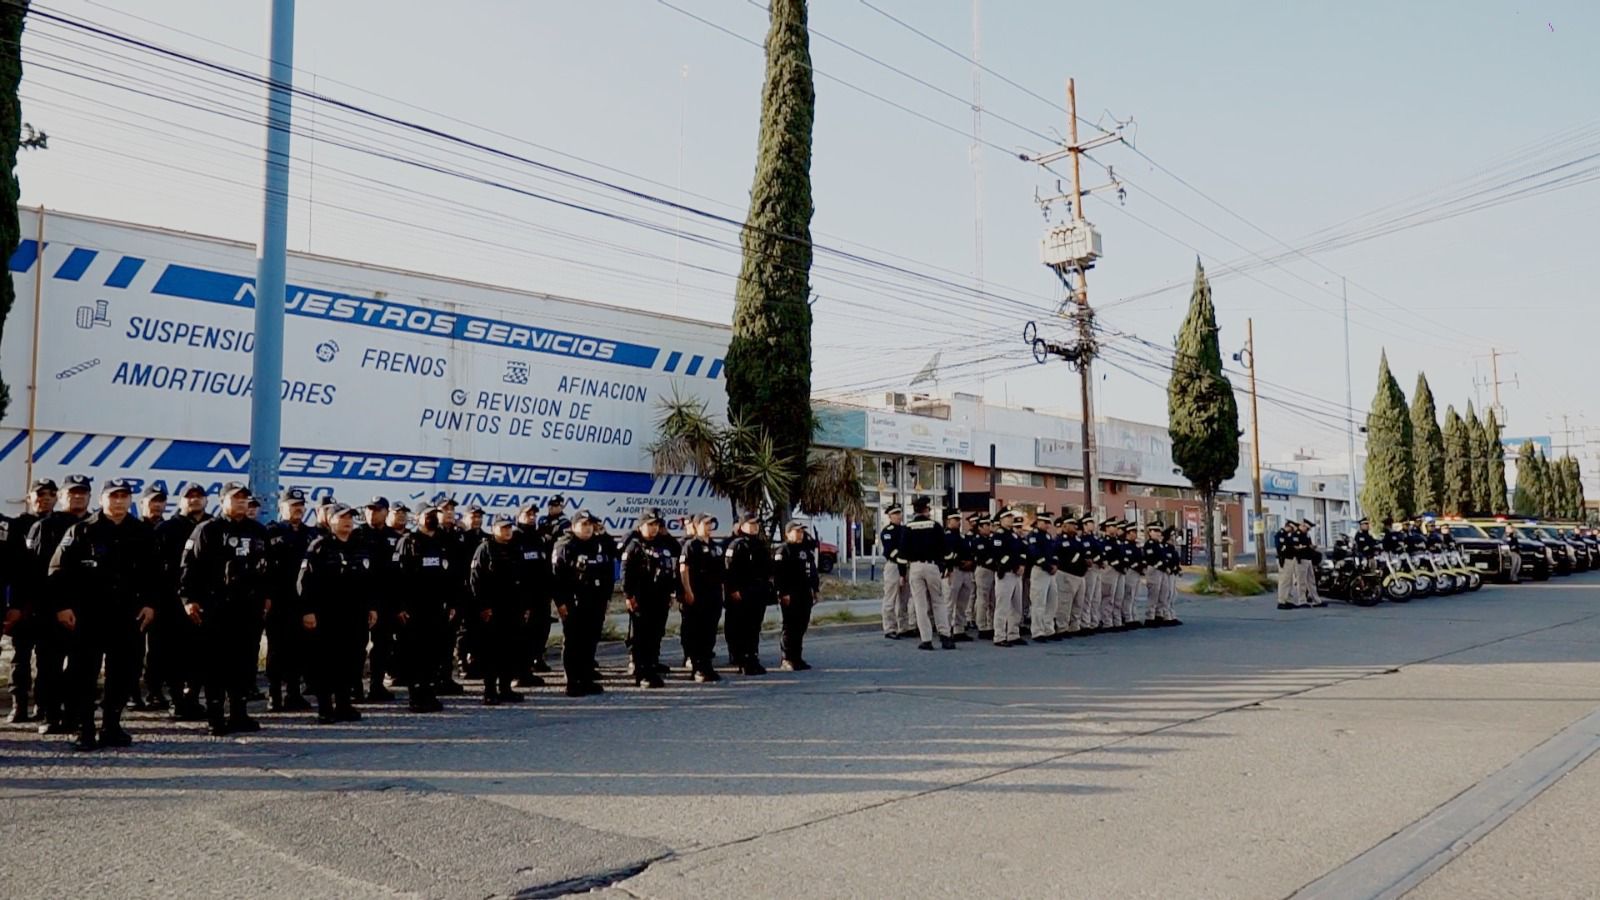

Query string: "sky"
[15, 0, 1600, 485]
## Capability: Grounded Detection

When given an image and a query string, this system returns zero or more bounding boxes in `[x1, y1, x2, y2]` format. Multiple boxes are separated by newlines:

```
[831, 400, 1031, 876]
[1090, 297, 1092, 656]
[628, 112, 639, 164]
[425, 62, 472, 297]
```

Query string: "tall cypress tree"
[726, 0, 815, 515]
[1483, 407, 1509, 515]
[1361, 351, 1413, 522]
[1466, 403, 1491, 514]
[1409, 373, 1445, 514]
[1556, 456, 1577, 518]
[1166, 259, 1239, 578]
[0, 1, 29, 422]
[1512, 441, 1539, 516]
[1442, 405, 1472, 516]
[1572, 456, 1588, 520]
[1531, 450, 1552, 517]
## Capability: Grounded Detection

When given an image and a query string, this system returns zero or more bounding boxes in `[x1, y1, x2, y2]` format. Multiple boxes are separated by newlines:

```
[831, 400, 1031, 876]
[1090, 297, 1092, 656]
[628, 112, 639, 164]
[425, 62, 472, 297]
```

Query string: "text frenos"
[360, 347, 447, 378]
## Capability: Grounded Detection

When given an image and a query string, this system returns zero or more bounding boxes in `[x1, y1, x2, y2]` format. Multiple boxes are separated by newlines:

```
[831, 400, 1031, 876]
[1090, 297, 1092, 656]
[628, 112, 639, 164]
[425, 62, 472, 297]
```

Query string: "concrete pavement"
[3, 578, 1600, 898]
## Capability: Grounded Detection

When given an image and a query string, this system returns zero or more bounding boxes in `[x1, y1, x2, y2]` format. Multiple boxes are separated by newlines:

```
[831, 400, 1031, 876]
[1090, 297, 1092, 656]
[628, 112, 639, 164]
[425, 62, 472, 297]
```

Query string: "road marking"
[1290, 703, 1600, 900]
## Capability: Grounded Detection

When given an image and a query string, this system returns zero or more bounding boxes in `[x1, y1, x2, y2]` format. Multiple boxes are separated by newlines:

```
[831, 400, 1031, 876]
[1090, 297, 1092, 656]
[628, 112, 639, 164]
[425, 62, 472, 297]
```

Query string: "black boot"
[483, 686, 501, 706]
[6, 693, 31, 724]
[99, 717, 133, 748]
[283, 690, 312, 712]
[71, 727, 99, 752]
[206, 702, 230, 736]
[268, 681, 285, 713]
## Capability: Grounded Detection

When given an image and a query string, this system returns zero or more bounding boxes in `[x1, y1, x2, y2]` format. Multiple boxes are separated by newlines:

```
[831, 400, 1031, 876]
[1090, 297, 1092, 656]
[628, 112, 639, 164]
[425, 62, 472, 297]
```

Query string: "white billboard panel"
[0, 209, 731, 530]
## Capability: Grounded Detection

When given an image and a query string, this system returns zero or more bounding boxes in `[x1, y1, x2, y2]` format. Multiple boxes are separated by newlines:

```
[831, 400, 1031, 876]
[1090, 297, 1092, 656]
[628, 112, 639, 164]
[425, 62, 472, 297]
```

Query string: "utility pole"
[1024, 78, 1126, 518]
[1238, 319, 1266, 573]
[1473, 347, 1518, 429]
[1341, 276, 1358, 527]
[248, 0, 296, 510]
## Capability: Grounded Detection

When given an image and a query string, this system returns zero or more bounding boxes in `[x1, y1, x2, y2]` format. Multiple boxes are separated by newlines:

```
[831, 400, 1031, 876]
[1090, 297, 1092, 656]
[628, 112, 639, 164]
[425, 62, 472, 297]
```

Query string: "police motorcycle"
[1374, 525, 1417, 602]
[1421, 525, 1461, 595]
[1316, 537, 1382, 606]
[1443, 536, 1482, 592]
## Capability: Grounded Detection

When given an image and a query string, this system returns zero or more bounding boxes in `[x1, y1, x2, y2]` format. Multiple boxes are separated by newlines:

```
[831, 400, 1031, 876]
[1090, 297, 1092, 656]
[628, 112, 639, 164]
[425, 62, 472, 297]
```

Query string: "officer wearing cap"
[512, 502, 555, 682]
[774, 520, 820, 670]
[17, 474, 93, 735]
[394, 506, 457, 712]
[552, 509, 613, 696]
[298, 503, 376, 723]
[878, 504, 911, 639]
[942, 512, 976, 640]
[1297, 519, 1326, 607]
[1096, 520, 1127, 631]
[263, 489, 312, 713]
[179, 482, 270, 735]
[1053, 516, 1089, 637]
[1274, 519, 1299, 610]
[1352, 517, 1381, 557]
[989, 510, 1027, 646]
[123, 484, 168, 712]
[4, 478, 59, 724]
[354, 497, 397, 701]
[678, 513, 724, 682]
[1141, 523, 1169, 625]
[622, 509, 678, 688]
[538, 494, 571, 540]
[1115, 520, 1142, 628]
[1078, 517, 1105, 634]
[452, 505, 489, 681]
[901, 496, 954, 651]
[468, 514, 529, 705]
[723, 513, 774, 675]
[1024, 511, 1061, 642]
[150, 482, 211, 719]
[49, 479, 157, 751]
[972, 515, 1001, 640]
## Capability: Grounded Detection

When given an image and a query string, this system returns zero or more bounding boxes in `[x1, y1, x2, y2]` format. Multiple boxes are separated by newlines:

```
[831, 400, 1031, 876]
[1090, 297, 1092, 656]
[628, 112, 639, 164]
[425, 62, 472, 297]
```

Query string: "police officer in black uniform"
[263, 489, 312, 712]
[722, 514, 773, 675]
[353, 497, 398, 701]
[395, 506, 456, 712]
[1353, 518, 1381, 557]
[469, 514, 529, 705]
[622, 509, 678, 688]
[774, 520, 820, 671]
[49, 479, 157, 751]
[679, 514, 724, 682]
[126, 485, 169, 712]
[552, 509, 612, 697]
[453, 505, 489, 681]
[22, 474, 93, 734]
[4, 478, 58, 725]
[298, 503, 376, 723]
[512, 503, 554, 683]
[538, 494, 571, 538]
[151, 483, 211, 719]
[179, 482, 270, 735]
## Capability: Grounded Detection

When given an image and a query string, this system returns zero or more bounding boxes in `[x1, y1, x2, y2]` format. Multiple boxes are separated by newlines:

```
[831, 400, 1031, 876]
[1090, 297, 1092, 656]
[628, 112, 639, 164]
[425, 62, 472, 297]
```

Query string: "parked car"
[1471, 519, 1551, 581]
[1441, 519, 1515, 581]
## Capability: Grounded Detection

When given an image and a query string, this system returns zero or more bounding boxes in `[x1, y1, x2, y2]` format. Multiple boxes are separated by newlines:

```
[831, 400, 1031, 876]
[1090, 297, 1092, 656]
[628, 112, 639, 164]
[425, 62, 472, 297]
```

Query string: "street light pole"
[248, 0, 297, 509]
[1342, 276, 1358, 530]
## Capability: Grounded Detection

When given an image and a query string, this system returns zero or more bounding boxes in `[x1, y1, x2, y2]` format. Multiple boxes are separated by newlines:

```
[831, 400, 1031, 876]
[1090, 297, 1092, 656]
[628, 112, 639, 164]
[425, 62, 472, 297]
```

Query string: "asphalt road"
[4, 576, 1600, 899]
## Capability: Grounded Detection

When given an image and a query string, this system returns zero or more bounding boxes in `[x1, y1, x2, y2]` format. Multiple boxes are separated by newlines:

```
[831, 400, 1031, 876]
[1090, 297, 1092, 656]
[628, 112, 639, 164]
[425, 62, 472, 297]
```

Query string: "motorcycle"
[1448, 548, 1483, 591]
[1430, 550, 1460, 595]
[1409, 552, 1437, 597]
[1317, 541, 1383, 606]
[1376, 552, 1416, 602]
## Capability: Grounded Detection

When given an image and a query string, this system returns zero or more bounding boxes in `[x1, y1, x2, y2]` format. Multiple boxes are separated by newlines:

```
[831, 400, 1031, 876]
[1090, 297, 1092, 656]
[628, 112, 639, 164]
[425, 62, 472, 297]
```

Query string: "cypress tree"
[1409, 373, 1445, 514]
[1512, 441, 1539, 516]
[1573, 457, 1588, 520]
[1466, 403, 1491, 514]
[1442, 405, 1472, 516]
[1530, 450, 1552, 518]
[0, 1, 29, 421]
[1360, 351, 1413, 522]
[1166, 259, 1240, 578]
[1484, 407, 1510, 515]
[726, 0, 815, 515]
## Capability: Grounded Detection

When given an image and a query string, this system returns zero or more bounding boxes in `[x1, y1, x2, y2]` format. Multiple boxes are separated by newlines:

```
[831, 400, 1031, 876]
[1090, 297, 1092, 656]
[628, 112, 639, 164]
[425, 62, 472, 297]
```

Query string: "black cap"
[139, 484, 167, 501]
[282, 488, 307, 504]
[431, 492, 457, 509]
[326, 502, 355, 519]
[975, 516, 991, 527]
[945, 511, 962, 522]
[465, 504, 485, 515]
[1358, 517, 1370, 525]
[221, 482, 250, 499]
[64, 474, 91, 492]
[885, 504, 903, 515]
[390, 502, 410, 514]
[519, 502, 540, 515]
[912, 495, 931, 510]
[1301, 518, 1316, 527]
[548, 494, 565, 506]
[740, 512, 761, 524]
[492, 513, 515, 527]
[1101, 518, 1118, 528]
[181, 483, 207, 497]
[785, 520, 806, 532]
[639, 509, 663, 524]
[102, 478, 134, 495]
[366, 496, 389, 510]
[1148, 522, 1164, 531]
[316, 494, 336, 507]
[29, 478, 58, 494]
[573, 509, 600, 524]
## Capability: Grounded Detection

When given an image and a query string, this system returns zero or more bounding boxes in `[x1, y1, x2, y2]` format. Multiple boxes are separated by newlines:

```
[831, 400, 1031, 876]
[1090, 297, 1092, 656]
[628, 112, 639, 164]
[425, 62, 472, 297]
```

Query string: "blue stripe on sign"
[104, 256, 145, 289]
[90, 435, 126, 467]
[30, 431, 64, 462]
[685, 355, 704, 376]
[706, 359, 724, 380]
[0, 429, 28, 463]
[663, 351, 682, 373]
[122, 437, 154, 467]
[150, 264, 664, 370]
[8, 239, 42, 273]
[53, 248, 98, 281]
[58, 434, 97, 466]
